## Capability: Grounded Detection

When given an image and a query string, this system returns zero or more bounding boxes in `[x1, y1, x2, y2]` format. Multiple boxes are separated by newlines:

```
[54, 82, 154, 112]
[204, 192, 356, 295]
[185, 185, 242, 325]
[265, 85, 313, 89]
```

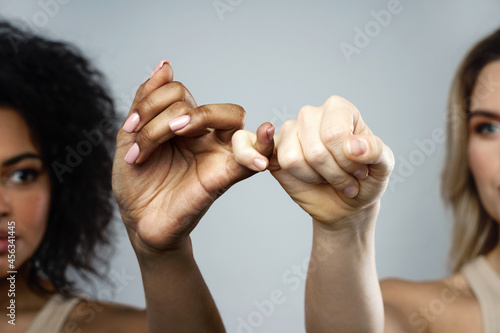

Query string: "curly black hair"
[0, 20, 118, 295]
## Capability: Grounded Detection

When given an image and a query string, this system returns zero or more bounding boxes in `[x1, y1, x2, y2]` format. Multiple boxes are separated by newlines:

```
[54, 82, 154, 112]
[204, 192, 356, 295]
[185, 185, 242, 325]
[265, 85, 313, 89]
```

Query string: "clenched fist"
[233, 95, 394, 228]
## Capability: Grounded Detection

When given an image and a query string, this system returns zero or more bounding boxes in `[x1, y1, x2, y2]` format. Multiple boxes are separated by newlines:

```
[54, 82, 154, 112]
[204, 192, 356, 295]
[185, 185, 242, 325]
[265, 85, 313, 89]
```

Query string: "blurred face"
[468, 60, 500, 224]
[0, 108, 51, 277]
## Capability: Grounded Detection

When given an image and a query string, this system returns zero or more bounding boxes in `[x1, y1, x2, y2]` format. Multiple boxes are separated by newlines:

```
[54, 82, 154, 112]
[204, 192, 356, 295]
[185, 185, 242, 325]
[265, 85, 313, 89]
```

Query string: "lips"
[0, 231, 16, 254]
[0, 239, 10, 254]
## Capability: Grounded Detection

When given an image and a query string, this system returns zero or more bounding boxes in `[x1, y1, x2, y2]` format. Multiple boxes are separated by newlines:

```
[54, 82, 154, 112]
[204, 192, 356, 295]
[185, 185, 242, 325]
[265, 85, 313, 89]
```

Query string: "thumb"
[343, 134, 395, 181]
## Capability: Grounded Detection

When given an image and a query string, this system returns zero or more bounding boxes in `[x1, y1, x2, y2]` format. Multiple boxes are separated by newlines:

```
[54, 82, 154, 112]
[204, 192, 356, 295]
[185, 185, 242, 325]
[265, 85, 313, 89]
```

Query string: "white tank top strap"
[461, 255, 500, 333]
[25, 292, 86, 333]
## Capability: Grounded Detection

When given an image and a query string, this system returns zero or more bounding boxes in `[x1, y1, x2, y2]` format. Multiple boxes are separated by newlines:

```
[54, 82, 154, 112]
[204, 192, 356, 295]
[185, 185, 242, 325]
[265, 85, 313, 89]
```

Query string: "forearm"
[305, 206, 384, 333]
[136, 238, 225, 333]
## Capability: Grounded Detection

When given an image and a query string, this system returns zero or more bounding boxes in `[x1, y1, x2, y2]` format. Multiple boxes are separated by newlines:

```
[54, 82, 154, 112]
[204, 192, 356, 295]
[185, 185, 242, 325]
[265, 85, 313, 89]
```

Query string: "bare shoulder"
[381, 277, 449, 307]
[380, 273, 480, 333]
[64, 299, 148, 333]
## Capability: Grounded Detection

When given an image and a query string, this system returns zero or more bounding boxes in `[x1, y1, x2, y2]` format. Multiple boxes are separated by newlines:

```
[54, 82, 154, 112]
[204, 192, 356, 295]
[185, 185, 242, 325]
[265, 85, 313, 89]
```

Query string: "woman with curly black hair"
[0, 20, 150, 332]
[0, 20, 273, 332]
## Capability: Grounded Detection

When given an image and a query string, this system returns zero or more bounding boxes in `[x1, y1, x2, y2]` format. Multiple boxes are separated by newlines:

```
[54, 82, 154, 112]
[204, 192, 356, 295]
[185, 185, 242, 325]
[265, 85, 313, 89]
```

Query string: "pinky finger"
[232, 126, 273, 172]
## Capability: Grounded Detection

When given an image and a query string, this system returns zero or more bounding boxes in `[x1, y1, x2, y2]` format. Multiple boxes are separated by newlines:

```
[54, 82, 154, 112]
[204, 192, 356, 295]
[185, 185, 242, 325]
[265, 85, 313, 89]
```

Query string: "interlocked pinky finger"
[232, 122, 274, 172]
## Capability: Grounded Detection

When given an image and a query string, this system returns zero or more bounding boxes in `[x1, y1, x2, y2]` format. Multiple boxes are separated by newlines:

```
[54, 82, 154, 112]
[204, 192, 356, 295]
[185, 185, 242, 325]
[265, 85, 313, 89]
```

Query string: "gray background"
[1, 0, 499, 332]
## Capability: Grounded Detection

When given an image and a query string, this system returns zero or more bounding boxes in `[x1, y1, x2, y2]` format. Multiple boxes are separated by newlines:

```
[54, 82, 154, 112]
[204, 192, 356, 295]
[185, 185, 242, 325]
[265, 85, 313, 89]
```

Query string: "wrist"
[124, 223, 193, 260]
[310, 205, 378, 263]
[135, 237, 199, 281]
[312, 201, 380, 234]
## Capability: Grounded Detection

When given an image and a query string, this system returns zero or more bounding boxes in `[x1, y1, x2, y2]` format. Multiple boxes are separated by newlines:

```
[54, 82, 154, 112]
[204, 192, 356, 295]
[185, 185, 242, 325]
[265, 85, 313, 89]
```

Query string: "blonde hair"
[442, 28, 500, 273]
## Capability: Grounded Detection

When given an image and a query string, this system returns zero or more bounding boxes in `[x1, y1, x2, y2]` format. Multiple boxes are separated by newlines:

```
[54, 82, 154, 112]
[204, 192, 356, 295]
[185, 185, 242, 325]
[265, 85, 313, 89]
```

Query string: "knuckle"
[324, 95, 349, 109]
[135, 84, 146, 99]
[137, 126, 155, 145]
[136, 95, 156, 116]
[278, 150, 303, 172]
[320, 126, 345, 146]
[170, 80, 184, 88]
[169, 100, 189, 114]
[328, 172, 353, 189]
[298, 105, 315, 119]
[170, 81, 185, 97]
[326, 95, 345, 104]
[303, 144, 329, 166]
[196, 104, 211, 123]
[280, 119, 296, 132]
[323, 95, 359, 116]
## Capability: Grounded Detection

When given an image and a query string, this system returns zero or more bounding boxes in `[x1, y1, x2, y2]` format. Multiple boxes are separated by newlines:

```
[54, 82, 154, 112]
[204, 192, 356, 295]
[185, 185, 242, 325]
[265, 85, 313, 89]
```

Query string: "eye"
[5, 169, 40, 185]
[473, 122, 500, 135]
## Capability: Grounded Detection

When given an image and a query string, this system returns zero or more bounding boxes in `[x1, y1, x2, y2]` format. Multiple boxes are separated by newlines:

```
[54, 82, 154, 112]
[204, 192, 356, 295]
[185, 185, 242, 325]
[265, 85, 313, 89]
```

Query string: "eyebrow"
[2, 153, 42, 167]
[466, 110, 500, 120]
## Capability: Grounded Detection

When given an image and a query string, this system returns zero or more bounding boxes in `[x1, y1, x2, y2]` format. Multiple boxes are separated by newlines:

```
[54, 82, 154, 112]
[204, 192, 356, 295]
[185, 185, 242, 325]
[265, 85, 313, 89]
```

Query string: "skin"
[377, 60, 500, 333]
[0, 108, 51, 277]
[1, 61, 272, 332]
[2, 58, 496, 332]
[112, 62, 273, 332]
[371, 60, 500, 333]
[234, 61, 500, 332]
[0, 108, 52, 332]
[468, 60, 500, 275]
[234, 96, 393, 332]
[0, 108, 149, 332]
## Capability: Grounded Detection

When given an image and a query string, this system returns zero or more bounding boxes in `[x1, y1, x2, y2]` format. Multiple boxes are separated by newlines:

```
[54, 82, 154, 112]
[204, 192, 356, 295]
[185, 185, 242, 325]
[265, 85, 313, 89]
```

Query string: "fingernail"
[125, 143, 140, 164]
[343, 185, 358, 198]
[252, 158, 267, 170]
[348, 138, 367, 156]
[354, 168, 369, 179]
[123, 112, 140, 133]
[169, 115, 190, 132]
[150, 60, 171, 78]
[266, 125, 275, 142]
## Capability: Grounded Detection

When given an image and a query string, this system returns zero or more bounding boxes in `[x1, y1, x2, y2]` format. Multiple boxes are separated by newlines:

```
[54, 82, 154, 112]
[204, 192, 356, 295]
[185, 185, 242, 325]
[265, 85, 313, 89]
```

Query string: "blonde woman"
[234, 28, 500, 332]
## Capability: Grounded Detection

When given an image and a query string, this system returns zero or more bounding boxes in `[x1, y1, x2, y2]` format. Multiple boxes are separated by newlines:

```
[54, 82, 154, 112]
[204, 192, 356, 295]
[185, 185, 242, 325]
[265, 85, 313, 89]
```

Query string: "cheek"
[12, 188, 51, 262]
[467, 140, 500, 222]
[467, 142, 491, 184]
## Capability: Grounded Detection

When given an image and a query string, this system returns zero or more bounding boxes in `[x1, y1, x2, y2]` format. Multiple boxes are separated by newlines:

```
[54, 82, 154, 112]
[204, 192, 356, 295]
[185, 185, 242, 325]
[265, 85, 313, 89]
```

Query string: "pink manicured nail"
[252, 158, 267, 170]
[123, 112, 140, 133]
[266, 125, 275, 142]
[169, 115, 191, 132]
[150, 60, 171, 78]
[124, 143, 140, 164]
